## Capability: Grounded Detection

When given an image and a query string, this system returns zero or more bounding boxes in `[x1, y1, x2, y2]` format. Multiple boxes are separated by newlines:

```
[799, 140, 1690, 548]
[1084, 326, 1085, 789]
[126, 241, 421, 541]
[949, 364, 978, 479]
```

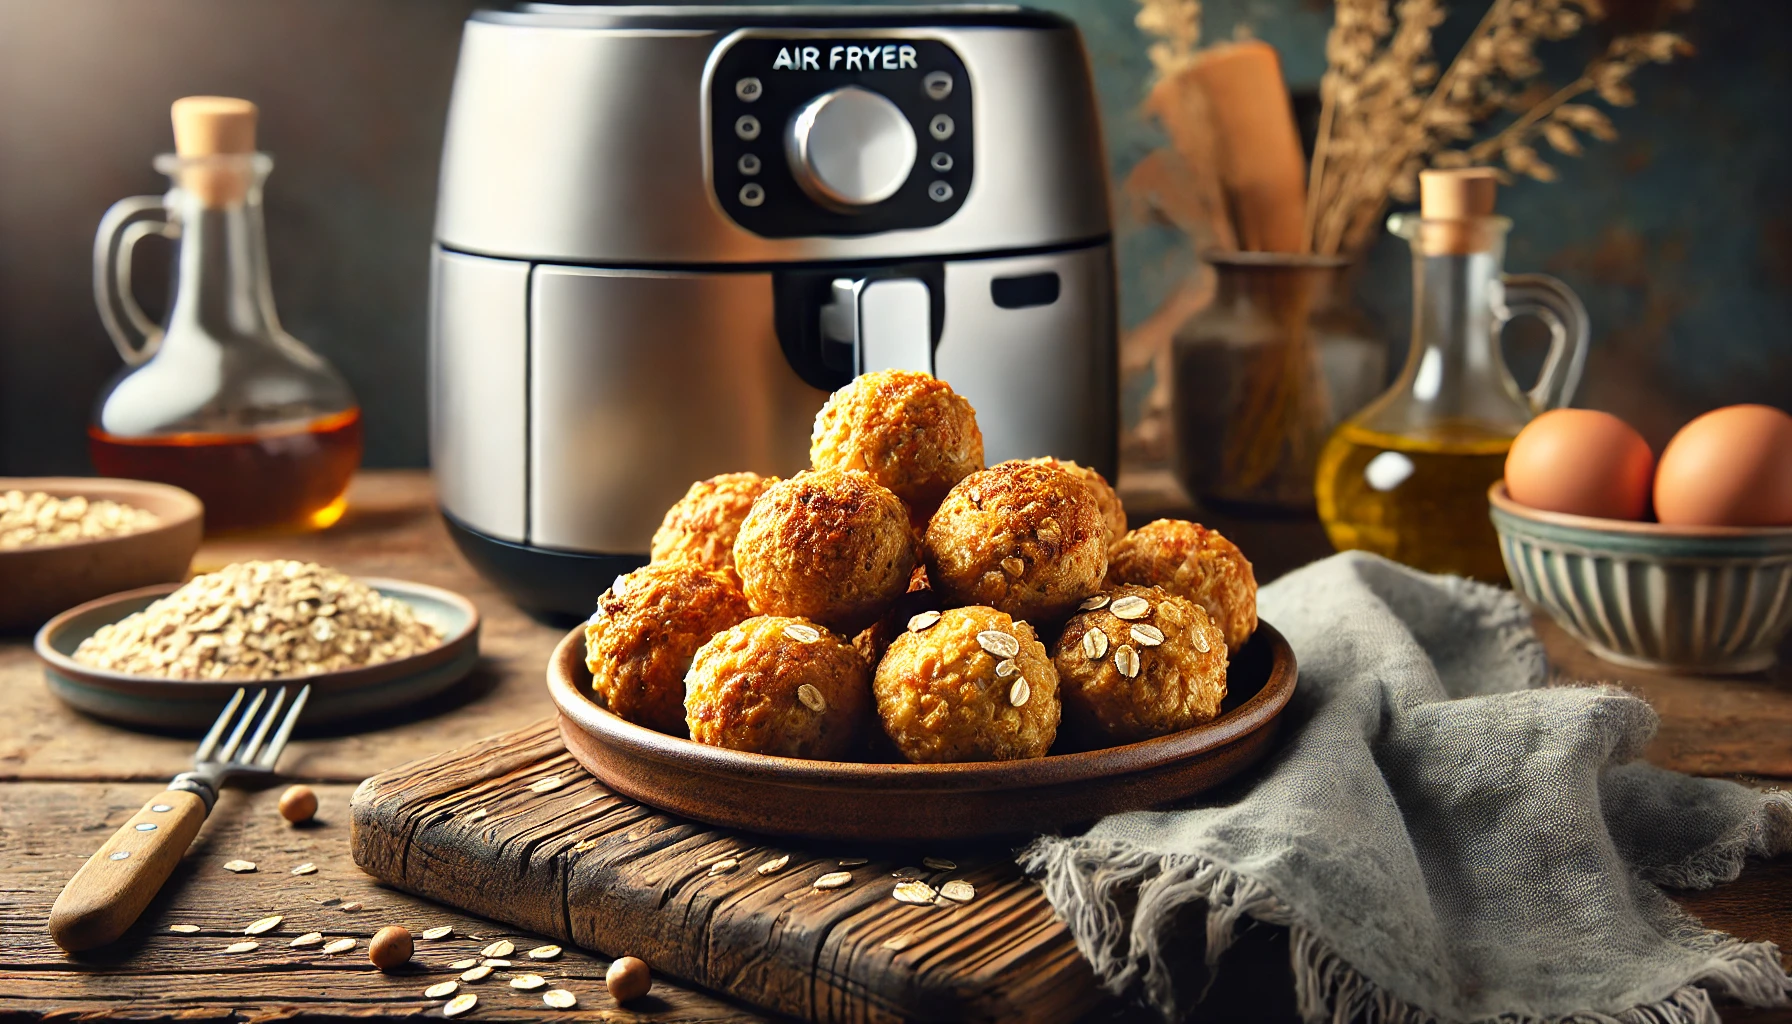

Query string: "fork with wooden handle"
[49, 686, 310, 951]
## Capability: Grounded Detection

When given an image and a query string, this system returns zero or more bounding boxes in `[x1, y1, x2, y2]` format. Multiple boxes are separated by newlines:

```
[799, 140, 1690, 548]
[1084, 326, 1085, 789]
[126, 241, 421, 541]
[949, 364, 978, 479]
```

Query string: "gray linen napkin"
[1022, 552, 1792, 1023]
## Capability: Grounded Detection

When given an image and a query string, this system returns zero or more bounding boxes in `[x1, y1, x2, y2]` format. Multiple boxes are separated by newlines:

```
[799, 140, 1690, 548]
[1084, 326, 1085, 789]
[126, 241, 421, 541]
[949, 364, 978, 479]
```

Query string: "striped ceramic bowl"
[1489, 483, 1792, 673]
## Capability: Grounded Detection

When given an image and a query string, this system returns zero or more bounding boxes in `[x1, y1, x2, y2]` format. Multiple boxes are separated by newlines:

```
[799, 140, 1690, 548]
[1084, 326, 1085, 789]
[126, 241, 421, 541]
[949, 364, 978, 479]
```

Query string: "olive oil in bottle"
[1314, 169, 1588, 581]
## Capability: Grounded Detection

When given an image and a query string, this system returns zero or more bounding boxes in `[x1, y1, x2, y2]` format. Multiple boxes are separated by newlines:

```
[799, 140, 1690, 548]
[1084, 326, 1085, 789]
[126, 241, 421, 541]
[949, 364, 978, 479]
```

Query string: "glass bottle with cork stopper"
[90, 96, 362, 533]
[1314, 168, 1590, 581]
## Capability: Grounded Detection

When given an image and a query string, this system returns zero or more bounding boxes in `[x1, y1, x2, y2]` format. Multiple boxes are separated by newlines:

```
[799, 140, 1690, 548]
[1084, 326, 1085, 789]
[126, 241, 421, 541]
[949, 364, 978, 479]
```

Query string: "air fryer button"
[929, 114, 954, 140]
[735, 77, 764, 102]
[991, 271, 1062, 309]
[930, 152, 953, 173]
[735, 114, 762, 140]
[738, 153, 762, 176]
[923, 71, 953, 100]
[739, 182, 766, 207]
[928, 181, 954, 202]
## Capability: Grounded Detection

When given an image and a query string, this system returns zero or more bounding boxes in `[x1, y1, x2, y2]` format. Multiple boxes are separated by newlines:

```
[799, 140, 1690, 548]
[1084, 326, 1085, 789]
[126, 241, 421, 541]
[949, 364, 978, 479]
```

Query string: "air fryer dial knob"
[785, 86, 917, 209]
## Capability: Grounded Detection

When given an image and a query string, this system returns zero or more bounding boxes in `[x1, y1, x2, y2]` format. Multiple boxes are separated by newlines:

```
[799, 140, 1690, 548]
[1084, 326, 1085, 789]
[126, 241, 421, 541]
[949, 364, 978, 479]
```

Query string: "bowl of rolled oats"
[34, 559, 480, 729]
[0, 478, 203, 630]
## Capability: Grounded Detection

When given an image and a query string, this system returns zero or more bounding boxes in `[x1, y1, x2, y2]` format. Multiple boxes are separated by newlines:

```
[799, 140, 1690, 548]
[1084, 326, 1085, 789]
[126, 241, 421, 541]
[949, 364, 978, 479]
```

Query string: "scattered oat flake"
[225, 940, 259, 953]
[444, 993, 478, 1018]
[322, 937, 357, 954]
[882, 935, 914, 951]
[1000, 556, 1026, 576]
[290, 932, 324, 947]
[460, 965, 493, 982]
[922, 857, 956, 871]
[528, 776, 564, 794]
[425, 981, 459, 999]
[527, 944, 562, 960]
[572, 838, 600, 852]
[482, 939, 515, 958]
[1115, 645, 1141, 678]
[783, 622, 821, 643]
[1110, 595, 1150, 620]
[449, 958, 480, 970]
[709, 858, 739, 876]
[481, 958, 511, 968]
[906, 610, 941, 632]
[1131, 623, 1165, 647]
[757, 854, 790, 875]
[1079, 594, 1110, 611]
[169, 924, 200, 934]
[423, 925, 454, 940]
[796, 683, 827, 713]
[1194, 630, 1211, 653]
[976, 630, 1020, 659]
[222, 860, 257, 873]
[1082, 627, 1109, 660]
[813, 871, 852, 890]
[290, 862, 317, 875]
[837, 857, 868, 867]
[339, 902, 364, 913]
[1009, 678, 1031, 707]
[940, 880, 976, 902]
[244, 915, 283, 935]
[995, 658, 1018, 678]
[543, 989, 578, 1009]
[893, 881, 937, 905]
[510, 974, 547, 991]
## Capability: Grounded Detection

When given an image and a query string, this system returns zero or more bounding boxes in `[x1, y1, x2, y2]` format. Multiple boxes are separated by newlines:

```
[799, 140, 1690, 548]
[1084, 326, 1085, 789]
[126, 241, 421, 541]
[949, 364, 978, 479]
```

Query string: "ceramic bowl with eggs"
[1492, 405, 1792, 673]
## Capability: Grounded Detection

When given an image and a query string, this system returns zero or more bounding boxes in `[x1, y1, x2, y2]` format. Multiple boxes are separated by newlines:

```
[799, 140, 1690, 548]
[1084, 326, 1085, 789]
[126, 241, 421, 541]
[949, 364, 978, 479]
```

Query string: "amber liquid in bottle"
[90, 408, 363, 533]
[1314, 421, 1512, 583]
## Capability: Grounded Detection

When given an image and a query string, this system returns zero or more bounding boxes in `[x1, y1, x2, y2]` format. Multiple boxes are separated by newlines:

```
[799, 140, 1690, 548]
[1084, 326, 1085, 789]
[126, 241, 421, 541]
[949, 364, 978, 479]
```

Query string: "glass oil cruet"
[1315, 169, 1589, 582]
[91, 96, 362, 533]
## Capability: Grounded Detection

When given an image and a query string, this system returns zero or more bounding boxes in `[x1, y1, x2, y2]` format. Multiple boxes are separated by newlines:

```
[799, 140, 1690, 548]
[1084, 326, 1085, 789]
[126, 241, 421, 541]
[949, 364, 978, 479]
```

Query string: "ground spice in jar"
[0, 491, 160, 550]
[73, 560, 441, 679]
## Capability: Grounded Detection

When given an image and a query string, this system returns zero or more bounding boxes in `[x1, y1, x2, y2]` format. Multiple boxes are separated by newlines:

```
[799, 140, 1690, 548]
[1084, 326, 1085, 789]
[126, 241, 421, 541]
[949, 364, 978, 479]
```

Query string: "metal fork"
[49, 685, 311, 951]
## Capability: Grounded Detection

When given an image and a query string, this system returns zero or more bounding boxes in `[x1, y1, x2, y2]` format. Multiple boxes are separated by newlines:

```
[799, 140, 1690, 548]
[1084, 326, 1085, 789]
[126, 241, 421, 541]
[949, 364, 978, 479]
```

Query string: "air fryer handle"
[821, 277, 934, 376]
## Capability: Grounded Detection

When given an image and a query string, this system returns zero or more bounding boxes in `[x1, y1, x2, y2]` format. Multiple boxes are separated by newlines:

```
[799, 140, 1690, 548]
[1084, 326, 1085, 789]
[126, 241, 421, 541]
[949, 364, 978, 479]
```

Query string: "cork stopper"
[170, 96, 258, 206]
[1415, 168, 1499, 255]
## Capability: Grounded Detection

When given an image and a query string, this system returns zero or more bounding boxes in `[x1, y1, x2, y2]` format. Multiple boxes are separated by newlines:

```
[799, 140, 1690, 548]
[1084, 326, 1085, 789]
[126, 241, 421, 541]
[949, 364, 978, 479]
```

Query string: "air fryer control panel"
[710, 36, 972, 237]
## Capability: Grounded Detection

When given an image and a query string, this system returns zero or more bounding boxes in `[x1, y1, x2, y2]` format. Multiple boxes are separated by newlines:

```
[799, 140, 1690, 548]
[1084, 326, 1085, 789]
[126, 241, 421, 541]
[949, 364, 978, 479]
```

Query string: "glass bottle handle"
[93, 195, 174, 367]
[1498, 273, 1590, 413]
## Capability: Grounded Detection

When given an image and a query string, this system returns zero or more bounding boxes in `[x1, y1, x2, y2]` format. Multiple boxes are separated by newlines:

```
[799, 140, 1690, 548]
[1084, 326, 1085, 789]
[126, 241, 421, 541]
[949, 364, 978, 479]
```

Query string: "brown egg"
[1653, 405, 1792, 527]
[1504, 409, 1654, 520]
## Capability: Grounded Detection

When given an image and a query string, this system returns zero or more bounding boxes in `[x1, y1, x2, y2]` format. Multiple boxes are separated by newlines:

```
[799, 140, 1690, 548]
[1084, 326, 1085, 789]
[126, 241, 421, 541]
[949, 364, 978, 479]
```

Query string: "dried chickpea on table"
[72, 559, 441, 680]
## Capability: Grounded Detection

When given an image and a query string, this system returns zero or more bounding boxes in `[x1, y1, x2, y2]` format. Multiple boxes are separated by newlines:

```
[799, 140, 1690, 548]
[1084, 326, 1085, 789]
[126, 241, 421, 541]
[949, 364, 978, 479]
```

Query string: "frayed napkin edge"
[1019, 791, 1792, 1024]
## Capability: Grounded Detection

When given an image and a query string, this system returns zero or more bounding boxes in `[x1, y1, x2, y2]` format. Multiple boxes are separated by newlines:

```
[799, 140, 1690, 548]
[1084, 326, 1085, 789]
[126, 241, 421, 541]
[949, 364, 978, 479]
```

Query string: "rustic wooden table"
[2, 471, 1787, 1022]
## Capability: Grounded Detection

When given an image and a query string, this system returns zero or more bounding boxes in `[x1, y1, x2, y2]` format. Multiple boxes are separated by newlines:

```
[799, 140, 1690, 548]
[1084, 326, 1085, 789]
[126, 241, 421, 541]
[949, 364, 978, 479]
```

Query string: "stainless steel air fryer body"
[431, 3, 1116, 616]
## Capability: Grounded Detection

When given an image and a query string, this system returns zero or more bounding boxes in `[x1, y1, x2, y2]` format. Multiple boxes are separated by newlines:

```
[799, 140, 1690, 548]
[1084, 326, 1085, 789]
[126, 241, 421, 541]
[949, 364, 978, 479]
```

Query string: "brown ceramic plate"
[548, 621, 1297, 843]
[36, 578, 481, 730]
[0, 477, 204, 631]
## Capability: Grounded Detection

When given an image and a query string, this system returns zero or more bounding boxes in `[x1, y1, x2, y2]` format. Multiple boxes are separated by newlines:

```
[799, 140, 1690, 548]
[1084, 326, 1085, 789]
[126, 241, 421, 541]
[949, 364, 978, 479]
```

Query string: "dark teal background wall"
[0, 0, 1785, 474]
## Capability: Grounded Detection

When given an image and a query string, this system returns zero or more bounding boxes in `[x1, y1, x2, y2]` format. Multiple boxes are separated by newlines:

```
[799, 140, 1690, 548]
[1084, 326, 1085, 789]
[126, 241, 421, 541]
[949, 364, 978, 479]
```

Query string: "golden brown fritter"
[684, 616, 870, 760]
[649, 472, 777, 586]
[923, 460, 1106, 625]
[810, 370, 984, 526]
[1106, 520, 1257, 650]
[733, 468, 915, 635]
[585, 562, 751, 735]
[873, 606, 1060, 763]
[1023, 457, 1127, 547]
[1054, 584, 1228, 745]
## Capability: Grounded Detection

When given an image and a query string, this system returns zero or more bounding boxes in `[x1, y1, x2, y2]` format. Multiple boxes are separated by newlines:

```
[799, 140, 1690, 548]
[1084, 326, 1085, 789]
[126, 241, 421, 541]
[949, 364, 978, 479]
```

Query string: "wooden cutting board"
[350, 718, 1106, 1024]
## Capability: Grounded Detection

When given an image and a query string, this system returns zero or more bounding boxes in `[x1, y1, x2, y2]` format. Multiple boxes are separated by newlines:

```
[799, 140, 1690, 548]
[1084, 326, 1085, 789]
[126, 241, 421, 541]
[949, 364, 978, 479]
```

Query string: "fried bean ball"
[1054, 584, 1228, 745]
[1106, 519, 1257, 650]
[923, 460, 1107, 625]
[684, 616, 870, 760]
[1023, 457, 1127, 547]
[873, 606, 1060, 763]
[733, 468, 915, 635]
[650, 472, 778, 586]
[810, 370, 984, 526]
[852, 563, 938, 669]
[585, 562, 751, 735]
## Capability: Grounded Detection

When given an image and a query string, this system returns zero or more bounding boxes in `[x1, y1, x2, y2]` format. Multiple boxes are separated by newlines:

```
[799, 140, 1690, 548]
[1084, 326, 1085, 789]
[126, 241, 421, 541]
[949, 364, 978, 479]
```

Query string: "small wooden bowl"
[36, 578, 481, 730]
[548, 621, 1297, 843]
[0, 477, 203, 631]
